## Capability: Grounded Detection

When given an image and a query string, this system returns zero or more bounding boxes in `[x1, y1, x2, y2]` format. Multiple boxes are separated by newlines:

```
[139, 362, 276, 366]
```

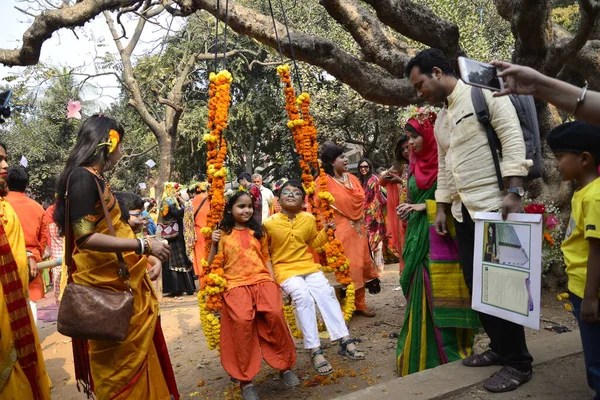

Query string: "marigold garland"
[277, 64, 355, 322]
[197, 70, 233, 351]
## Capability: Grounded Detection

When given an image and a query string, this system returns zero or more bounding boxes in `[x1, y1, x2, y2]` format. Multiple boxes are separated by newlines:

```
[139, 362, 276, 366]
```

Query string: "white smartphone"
[457, 56, 504, 92]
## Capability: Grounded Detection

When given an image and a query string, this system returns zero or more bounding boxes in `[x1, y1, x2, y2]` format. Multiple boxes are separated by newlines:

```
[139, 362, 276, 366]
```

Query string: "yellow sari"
[0, 198, 51, 399]
[70, 187, 172, 399]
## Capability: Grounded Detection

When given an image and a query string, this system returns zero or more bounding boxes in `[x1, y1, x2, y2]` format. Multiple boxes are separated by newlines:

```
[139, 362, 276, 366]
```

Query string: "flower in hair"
[98, 129, 120, 153]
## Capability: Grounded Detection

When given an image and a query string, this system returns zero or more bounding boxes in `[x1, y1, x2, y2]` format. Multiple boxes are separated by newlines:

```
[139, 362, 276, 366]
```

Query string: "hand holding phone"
[458, 57, 504, 92]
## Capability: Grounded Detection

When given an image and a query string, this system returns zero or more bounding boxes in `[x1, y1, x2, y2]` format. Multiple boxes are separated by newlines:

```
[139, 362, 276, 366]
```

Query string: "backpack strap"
[471, 87, 505, 191]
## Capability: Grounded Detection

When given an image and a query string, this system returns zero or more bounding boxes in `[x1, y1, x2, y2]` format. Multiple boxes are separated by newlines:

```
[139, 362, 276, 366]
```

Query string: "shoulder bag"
[57, 171, 134, 341]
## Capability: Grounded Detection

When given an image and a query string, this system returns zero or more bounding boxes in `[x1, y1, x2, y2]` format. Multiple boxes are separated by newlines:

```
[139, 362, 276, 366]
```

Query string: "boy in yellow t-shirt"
[263, 180, 365, 377]
[547, 121, 600, 399]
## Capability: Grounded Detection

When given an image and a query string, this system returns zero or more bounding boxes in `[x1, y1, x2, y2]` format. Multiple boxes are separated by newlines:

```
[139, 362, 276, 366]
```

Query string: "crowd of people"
[0, 47, 599, 400]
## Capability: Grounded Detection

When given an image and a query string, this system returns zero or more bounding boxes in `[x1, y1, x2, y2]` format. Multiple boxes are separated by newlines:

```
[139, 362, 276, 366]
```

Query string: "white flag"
[19, 156, 28, 168]
[145, 159, 156, 169]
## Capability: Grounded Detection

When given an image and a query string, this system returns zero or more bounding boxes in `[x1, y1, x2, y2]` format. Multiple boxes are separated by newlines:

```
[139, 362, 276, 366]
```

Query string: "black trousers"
[455, 205, 533, 371]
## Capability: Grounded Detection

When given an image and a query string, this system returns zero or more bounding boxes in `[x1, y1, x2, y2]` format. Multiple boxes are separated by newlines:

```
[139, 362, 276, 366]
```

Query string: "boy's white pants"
[280, 271, 349, 349]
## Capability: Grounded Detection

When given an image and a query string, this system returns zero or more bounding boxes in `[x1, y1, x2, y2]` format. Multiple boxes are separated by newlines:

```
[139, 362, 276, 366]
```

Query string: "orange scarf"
[327, 174, 365, 221]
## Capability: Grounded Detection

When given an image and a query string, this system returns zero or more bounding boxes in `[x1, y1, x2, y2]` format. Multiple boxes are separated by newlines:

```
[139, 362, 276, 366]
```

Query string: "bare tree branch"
[1, 0, 140, 67]
[121, 143, 159, 158]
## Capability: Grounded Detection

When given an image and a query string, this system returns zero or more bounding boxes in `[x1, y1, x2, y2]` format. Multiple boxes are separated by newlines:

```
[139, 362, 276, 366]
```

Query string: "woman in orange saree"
[54, 115, 178, 400]
[379, 135, 410, 273]
[320, 145, 380, 317]
[0, 143, 51, 400]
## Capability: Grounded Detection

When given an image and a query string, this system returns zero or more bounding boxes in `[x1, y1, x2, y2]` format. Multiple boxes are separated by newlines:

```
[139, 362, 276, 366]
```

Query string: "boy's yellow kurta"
[0, 198, 51, 399]
[71, 189, 171, 399]
[262, 212, 328, 284]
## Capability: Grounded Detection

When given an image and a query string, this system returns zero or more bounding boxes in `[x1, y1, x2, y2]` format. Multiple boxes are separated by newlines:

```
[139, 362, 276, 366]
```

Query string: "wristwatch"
[508, 187, 525, 197]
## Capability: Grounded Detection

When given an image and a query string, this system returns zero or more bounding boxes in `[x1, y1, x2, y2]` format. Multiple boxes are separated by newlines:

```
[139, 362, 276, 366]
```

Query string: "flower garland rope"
[277, 64, 355, 322]
[197, 70, 232, 351]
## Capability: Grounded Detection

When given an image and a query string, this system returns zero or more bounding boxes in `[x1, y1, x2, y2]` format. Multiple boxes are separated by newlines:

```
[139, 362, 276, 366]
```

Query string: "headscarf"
[407, 110, 438, 190]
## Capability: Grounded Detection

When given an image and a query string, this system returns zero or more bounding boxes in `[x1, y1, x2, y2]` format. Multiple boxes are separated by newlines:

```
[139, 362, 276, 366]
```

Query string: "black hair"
[114, 191, 144, 222]
[54, 115, 126, 234]
[320, 144, 345, 176]
[404, 48, 455, 78]
[219, 190, 263, 239]
[0, 143, 6, 152]
[280, 179, 305, 198]
[7, 166, 28, 192]
[394, 134, 410, 164]
[357, 158, 375, 186]
[237, 172, 252, 183]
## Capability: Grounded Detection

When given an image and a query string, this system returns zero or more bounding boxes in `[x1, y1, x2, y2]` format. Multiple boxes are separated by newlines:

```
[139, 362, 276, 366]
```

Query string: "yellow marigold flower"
[107, 129, 120, 153]
[564, 303, 573, 311]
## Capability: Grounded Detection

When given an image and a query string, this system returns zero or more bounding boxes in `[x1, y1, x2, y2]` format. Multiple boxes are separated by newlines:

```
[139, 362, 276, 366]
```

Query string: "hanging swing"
[268, 0, 356, 335]
[197, 0, 355, 351]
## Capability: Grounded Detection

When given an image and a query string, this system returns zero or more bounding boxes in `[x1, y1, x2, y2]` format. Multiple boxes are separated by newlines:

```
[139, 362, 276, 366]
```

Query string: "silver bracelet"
[573, 84, 588, 115]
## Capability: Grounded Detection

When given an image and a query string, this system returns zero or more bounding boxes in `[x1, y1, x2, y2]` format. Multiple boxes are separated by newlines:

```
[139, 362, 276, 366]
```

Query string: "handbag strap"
[194, 196, 208, 219]
[64, 168, 130, 282]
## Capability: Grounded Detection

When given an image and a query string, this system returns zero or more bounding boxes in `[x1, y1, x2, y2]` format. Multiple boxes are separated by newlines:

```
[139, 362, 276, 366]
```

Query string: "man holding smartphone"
[404, 48, 533, 393]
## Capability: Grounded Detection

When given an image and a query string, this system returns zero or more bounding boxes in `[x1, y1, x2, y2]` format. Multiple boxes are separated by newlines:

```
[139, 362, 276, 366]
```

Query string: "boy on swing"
[263, 180, 365, 376]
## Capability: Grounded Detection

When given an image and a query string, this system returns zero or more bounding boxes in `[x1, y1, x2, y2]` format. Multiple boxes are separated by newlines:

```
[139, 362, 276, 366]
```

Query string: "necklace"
[334, 173, 346, 182]
[87, 166, 112, 193]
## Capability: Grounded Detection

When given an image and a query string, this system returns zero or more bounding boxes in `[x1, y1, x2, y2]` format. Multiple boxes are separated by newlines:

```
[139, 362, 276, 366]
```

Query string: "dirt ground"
[37, 263, 578, 400]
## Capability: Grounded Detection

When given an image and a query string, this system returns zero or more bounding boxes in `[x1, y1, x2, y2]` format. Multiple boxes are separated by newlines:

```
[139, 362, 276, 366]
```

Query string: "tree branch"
[544, 0, 600, 77]
[360, 0, 462, 61]
[504, 0, 553, 67]
[104, 9, 164, 135]
[320, 0, 410, 77]
[122, 143, 159, 158]
[185, 0, 417, 106]
[1, 0, 140, 67]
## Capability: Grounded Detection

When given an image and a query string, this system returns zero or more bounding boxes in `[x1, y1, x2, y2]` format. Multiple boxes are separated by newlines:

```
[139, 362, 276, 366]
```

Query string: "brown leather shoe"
[355, 308, 376, 317]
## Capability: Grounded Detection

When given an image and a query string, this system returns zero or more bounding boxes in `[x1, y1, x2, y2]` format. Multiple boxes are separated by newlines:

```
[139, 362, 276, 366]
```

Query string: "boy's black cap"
[547, 121, 600, 157]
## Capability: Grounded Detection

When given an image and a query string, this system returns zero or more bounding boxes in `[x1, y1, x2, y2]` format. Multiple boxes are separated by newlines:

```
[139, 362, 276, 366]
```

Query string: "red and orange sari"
[326, 173, 379, 310]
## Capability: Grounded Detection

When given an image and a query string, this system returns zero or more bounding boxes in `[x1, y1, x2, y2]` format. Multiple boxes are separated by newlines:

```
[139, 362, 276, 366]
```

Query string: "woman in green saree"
[396, 110, 478, 376]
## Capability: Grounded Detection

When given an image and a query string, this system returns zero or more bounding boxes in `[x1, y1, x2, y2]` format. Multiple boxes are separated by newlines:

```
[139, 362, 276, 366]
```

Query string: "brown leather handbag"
[57, 172, 134, 341]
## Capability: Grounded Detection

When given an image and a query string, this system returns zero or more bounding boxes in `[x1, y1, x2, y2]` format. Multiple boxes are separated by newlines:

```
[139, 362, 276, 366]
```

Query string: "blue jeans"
[570, 292, 600, 398]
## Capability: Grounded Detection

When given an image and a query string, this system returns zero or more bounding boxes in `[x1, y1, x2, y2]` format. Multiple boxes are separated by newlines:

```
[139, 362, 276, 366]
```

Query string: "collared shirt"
[435, 80, 531, 221]
[263, 212, 328, 284]
[259, 185, 275, 221]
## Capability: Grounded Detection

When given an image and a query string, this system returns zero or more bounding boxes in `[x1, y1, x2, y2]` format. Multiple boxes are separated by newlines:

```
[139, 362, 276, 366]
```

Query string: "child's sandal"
[338, 338, 365, 360]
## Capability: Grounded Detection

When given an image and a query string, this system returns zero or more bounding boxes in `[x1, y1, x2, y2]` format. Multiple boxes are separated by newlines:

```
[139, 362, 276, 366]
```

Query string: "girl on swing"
[263, 180, 365, 376]
[208, 190, 299, 400]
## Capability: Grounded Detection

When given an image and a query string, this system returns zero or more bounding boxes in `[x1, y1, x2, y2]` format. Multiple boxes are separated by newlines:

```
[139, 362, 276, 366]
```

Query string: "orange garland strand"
[198, 70, 233, 350]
